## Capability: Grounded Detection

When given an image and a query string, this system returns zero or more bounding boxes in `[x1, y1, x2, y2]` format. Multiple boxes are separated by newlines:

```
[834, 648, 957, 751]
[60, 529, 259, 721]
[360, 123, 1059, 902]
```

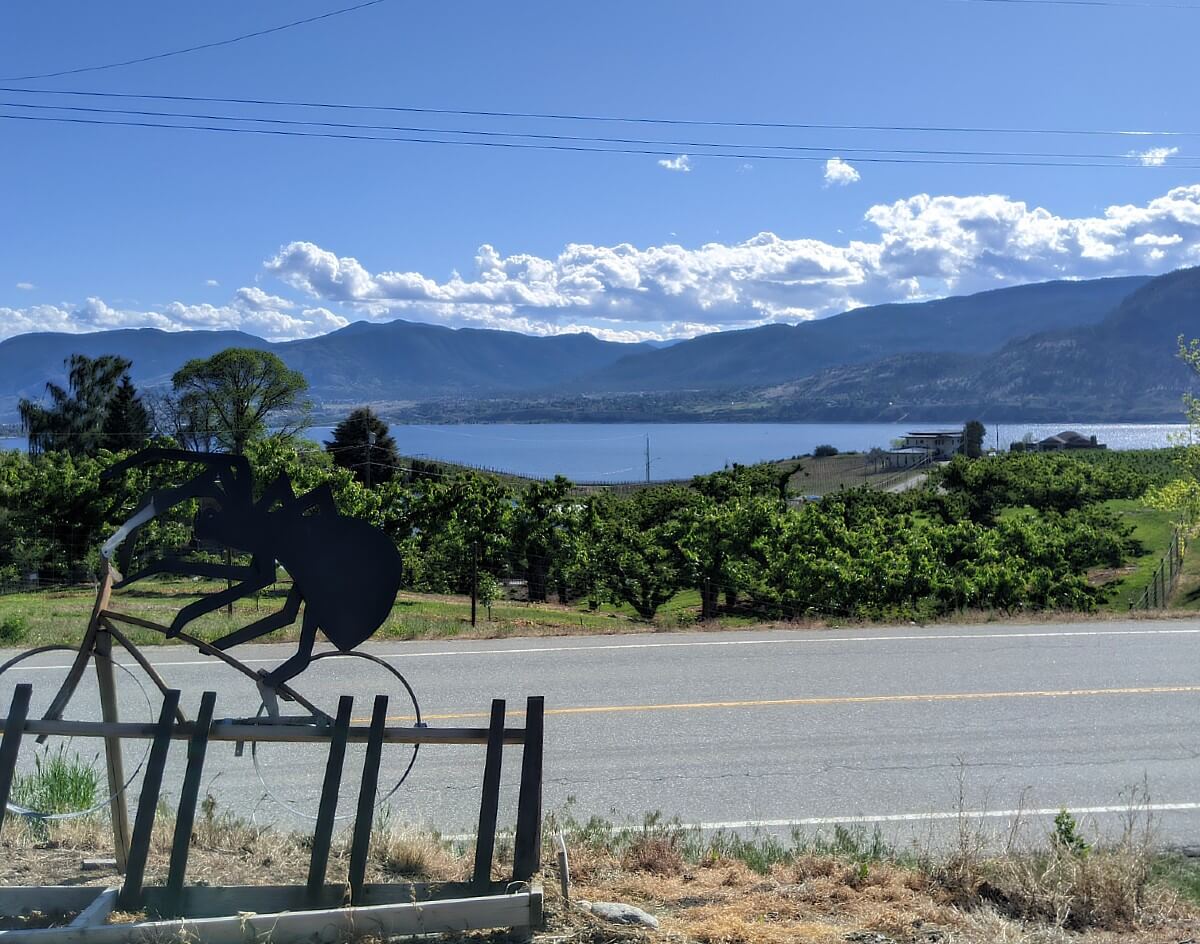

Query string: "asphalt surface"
[2, 619, 1200, 848]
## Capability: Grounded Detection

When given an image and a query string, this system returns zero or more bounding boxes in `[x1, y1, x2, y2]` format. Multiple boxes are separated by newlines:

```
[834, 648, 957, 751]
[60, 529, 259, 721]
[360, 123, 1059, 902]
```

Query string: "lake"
[308, 422, 1190, 481]
[2, 422, 1190, 481]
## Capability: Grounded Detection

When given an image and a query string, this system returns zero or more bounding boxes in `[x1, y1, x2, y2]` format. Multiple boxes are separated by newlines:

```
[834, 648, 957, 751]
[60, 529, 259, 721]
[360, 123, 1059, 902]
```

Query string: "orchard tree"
[325, 407, 399, 487]
[1145, 336, 1200, 522]
[172, 348, 308, 454]
[596, 486, 695, 620]
[510, 475, 574, 602]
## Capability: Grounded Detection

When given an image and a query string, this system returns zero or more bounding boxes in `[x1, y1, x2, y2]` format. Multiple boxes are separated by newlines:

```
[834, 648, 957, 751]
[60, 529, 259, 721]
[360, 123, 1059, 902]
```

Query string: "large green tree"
[324, 407, 399, 487]
[963, 420, 987, 459]
[18, 354, 136, 456]
[99, 376, 152, 452]
[171, 349, 309, 455]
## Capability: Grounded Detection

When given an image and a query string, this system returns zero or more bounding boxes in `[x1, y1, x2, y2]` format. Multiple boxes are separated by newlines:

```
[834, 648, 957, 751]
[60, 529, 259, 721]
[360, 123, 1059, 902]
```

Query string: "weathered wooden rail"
[0, 684, 545, 941]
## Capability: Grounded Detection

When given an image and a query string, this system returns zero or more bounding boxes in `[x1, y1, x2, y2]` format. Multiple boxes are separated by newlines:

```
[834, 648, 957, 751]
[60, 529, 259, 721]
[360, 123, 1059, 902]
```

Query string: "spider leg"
[105, 467, 223, 574]
[291, 483, 338, 516]
[210, 586, 302, 650]
[259, 605, 319, 688]
[102, 448, 253, 504]
[117, 557, 263, 588]
[165, 556, 275, 638]
[255, 473, 298, 511]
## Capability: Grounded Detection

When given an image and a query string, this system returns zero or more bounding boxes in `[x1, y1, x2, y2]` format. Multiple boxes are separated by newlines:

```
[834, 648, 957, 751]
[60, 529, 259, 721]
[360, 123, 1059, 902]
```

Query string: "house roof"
[1039, 430, 1094, 445]
[904, 431, 963, 438]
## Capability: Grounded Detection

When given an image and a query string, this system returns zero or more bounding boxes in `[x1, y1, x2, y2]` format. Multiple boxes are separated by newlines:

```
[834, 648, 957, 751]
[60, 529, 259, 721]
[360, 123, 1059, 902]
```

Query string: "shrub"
[0, 613, 28, 645]
[813, 444, 839, 458]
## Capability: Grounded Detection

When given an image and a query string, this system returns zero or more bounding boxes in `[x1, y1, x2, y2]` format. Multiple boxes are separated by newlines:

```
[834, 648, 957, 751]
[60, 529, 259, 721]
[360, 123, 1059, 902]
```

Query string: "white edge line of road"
[7, 625, 1200, 671]
[438, 802, 1200, 841]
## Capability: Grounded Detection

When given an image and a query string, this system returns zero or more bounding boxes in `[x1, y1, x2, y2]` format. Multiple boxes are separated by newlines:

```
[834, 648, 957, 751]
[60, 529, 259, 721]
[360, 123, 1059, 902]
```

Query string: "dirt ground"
[2, 811, 1199, 944]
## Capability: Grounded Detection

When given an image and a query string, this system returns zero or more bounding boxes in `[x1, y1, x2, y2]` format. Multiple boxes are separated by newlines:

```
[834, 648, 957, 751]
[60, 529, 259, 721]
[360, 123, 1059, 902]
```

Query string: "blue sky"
[2, 0, 1200, 342]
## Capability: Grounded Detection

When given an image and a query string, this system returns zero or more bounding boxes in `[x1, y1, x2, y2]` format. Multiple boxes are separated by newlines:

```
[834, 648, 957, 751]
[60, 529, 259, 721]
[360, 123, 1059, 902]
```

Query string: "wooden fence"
[0, 684, 544, 940]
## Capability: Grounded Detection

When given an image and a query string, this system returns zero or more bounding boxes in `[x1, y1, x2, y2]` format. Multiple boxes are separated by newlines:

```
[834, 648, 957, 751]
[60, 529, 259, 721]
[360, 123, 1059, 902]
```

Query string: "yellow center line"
[354, 684, 1200, 725]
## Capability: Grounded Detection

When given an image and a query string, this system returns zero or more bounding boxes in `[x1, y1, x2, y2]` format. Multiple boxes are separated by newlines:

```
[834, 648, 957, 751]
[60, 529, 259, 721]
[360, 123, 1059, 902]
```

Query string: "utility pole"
[645, 435, 651, 484]
[365, 430, 376, 489]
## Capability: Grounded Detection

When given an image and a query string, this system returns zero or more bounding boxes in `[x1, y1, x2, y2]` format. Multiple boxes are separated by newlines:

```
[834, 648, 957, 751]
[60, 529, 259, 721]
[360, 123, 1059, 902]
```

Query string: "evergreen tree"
[324, 407, 399, 486]
[963, 420, 987, 459]
[99, 376, 152, 452]
[18, 354, 132, 456]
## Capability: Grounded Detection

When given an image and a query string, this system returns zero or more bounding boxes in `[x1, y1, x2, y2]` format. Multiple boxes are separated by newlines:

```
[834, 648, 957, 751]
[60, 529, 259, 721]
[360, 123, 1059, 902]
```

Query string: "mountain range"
[0, 268, 1195, 423]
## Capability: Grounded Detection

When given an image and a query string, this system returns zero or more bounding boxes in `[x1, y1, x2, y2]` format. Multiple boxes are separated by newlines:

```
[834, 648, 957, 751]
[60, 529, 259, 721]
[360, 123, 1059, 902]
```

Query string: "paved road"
[2, 619, 1199, 848]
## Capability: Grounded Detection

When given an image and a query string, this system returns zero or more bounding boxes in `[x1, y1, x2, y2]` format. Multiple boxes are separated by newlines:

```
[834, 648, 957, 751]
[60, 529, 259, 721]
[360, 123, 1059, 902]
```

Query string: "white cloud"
[0, 289, 347, 343]
[657, 154, 691, 173]
[234, 285, 295, 311]
[7, 184, 1200, 344]
[15, 282, 34, 291]
[263, 185, 1200, 338]
[824, 157, 861, 187]
[205, 278, 220, 287]
[1132, 147, 1180, 167]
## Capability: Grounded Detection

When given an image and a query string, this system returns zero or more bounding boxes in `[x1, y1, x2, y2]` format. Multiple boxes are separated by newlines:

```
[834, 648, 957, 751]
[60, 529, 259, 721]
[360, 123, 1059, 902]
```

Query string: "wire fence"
[1129, 524, 1188, 611]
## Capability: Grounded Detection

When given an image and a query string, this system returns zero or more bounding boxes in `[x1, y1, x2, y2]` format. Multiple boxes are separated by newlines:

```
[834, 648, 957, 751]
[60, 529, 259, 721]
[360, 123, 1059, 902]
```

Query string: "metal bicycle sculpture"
[0, 447, 423, 818]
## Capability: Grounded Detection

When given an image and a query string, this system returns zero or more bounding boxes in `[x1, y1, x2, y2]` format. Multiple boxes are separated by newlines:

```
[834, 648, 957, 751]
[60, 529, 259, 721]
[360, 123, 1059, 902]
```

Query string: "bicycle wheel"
[0, 645, 153, 820]
[249, 650, 422, 820]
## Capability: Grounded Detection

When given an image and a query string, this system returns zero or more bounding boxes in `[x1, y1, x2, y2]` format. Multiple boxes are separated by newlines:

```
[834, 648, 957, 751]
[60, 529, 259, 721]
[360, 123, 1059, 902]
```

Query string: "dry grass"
[0, 798, 1198, 943]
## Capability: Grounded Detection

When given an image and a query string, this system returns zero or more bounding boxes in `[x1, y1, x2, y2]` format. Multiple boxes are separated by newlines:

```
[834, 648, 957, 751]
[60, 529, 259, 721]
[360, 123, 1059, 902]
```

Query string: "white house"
[883, 430, 964, 469]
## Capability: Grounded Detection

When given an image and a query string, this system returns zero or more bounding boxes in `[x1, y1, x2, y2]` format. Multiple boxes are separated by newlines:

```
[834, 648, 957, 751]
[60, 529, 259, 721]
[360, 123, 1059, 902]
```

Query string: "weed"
[1051, 808, 1090, 856]
[10, 743, 99, 816]
[0, 614, 28, 645]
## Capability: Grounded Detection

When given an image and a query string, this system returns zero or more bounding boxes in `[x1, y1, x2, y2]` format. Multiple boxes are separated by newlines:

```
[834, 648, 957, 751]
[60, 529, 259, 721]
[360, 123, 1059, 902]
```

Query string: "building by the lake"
[884, 430, 965, 468]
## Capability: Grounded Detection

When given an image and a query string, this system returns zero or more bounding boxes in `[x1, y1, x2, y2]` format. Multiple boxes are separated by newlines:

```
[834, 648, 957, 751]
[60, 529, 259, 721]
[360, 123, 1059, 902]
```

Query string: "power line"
[2, 99, 1189, 163]
[3, 112, 1193, 169]
[2, 85, 1196, 139]
[1, 0, 392, 82]
[952, 0, 1200, 8]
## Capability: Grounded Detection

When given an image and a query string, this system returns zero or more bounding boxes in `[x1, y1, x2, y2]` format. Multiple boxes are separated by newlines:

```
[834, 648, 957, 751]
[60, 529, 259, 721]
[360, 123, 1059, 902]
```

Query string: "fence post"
[473, 699, 506, 891]
[513, 696, 545, 882]
[120, 689, 182, 910]
[307, 696, 354, 899]
[0, 684, 33, 837]
[94, 630, 132, 872]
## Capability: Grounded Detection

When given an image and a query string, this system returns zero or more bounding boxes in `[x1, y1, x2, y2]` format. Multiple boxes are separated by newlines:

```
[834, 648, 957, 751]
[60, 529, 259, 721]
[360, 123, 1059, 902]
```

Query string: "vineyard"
[0, 439, 1195, 643]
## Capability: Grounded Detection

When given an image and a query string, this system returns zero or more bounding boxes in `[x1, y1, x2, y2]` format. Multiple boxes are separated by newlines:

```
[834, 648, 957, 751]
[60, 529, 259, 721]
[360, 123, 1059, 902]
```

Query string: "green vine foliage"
[0, 442, 1155, 620]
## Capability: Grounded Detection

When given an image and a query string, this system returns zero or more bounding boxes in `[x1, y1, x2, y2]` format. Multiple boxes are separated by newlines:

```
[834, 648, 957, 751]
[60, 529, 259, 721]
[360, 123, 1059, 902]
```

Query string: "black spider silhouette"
[101, 448, 403, 687]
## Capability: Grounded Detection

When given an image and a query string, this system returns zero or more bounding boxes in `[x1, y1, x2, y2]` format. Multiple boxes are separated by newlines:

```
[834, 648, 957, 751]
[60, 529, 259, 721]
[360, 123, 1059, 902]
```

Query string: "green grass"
[1151, 853, 1200, 906]
[1099, 499, 1182, 610]
[10, 744, 100, 816]
[0, 577, 706, 652]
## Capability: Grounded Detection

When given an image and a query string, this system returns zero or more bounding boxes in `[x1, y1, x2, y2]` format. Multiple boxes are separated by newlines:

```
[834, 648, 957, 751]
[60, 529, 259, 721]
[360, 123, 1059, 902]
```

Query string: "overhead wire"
[951, 0, 1200, 8]
[3, 84, 1196, 139]
[1, 112, 1192, 169]
[0, 99, 1192, 163]
[0, 0, 393, 82]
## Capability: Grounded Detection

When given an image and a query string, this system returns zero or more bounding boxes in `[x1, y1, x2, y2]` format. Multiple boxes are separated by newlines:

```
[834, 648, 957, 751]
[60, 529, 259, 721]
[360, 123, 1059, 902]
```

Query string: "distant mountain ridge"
[0, 320, 656, 419]
[754, 266, 1200, 421]
[574, 276, 1151, 392]
[0, 271, 1188, 422]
